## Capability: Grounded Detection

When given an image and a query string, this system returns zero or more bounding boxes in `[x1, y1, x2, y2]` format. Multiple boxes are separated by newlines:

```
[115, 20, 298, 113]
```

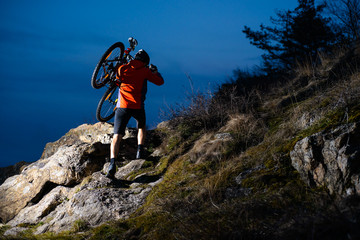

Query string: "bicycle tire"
[91, 42, 125, 89]
[96, 85, 118, 122]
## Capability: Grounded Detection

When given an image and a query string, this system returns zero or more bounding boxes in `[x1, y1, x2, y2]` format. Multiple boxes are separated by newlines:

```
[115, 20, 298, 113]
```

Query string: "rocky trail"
[0, 122, 164, 236]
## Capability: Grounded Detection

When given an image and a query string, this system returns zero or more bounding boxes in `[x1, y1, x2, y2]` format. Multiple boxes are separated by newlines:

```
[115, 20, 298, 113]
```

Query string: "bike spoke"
[105, 51, 112, 60]
[105, 92, 112, 101]
[92, 41, 124, 90]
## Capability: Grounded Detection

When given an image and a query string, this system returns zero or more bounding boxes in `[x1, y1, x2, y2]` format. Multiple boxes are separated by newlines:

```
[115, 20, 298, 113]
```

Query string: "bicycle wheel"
[96, 85, 118, 122]
[91, 42, 125, 89]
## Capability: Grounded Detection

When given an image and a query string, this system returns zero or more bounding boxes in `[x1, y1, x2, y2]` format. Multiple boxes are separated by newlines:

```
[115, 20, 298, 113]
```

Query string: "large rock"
[32, 171, 157, 234]
[7, 186, 72, 227]
[0, 122, 165, 235]
[5, 162, 162, 234]
[0, 123, 112, 223]
[290, 122, 360, 197]
[41, 122, 114, 159]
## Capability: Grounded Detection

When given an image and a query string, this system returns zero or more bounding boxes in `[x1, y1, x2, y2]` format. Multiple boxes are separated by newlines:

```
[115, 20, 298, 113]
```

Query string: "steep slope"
[0, 122, 164, 236]
[1, 45, 360, 239]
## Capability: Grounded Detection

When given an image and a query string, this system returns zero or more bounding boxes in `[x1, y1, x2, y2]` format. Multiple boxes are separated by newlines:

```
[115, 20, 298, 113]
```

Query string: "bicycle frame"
[107, 38, 137, 86]
[93, 37, 138, 122]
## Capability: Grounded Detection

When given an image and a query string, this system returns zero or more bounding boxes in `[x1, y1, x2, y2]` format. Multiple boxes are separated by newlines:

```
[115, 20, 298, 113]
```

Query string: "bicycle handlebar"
[124, 37, 137, 61]
[128, 37, 138, 50]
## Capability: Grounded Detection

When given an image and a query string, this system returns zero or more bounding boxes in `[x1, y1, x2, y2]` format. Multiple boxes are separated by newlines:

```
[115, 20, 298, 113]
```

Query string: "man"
[107, 49, 164, 178]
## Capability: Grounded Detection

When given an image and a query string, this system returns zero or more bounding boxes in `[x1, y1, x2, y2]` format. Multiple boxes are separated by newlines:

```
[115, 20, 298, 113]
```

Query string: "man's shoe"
[106, 158, 116, 178]
[136, 145, 145, 159]
[136, 149, 143, 159]
[106, 173, 115, 179]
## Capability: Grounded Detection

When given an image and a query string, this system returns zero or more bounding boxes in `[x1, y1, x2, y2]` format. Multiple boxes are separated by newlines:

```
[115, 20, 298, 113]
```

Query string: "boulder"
[0, 122, 165, 235]
[33, 171, 155, 234]
[41, 122, 114, 159]
[0, 123, 112, 223]
[7, 186, 71, 226]
[290, 122, 360, 197]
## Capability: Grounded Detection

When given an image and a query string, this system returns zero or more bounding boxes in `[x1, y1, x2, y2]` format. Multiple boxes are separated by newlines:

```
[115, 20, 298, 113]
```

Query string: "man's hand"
[149, 64, 158, 73]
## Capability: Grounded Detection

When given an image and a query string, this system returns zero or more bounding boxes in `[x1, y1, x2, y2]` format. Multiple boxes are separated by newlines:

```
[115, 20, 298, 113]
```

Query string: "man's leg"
[136, 128, 146, 159]
[111, 134, 122, 159]
[107, 134, 122, 178]
[137, 128, 146, 146]
[107, 108, 130, 178]
[135, 109, 146, 159]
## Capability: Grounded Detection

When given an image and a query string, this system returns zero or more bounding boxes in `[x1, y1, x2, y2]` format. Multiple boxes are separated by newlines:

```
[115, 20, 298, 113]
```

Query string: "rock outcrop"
[290, 121, 360, 197]
[0, 122, 112, 223]
[40, 121, 114, 159]
[0, 122, 163, 235]
[0, 161, 30, 185]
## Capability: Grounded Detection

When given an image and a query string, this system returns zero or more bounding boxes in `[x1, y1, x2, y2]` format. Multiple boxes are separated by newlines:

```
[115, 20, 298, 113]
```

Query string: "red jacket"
[116, 60, 164, 109]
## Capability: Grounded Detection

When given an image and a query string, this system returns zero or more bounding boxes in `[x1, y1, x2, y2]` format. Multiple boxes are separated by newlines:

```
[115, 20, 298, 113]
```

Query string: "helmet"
[134, 49, 150, 65]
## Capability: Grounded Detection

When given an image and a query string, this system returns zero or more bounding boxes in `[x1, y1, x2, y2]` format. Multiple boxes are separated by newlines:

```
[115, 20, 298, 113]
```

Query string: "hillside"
[1, 45, 360, 239]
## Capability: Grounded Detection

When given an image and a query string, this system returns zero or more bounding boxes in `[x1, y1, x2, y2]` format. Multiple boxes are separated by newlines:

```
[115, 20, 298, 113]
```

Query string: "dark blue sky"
[0, 0, 298, 167]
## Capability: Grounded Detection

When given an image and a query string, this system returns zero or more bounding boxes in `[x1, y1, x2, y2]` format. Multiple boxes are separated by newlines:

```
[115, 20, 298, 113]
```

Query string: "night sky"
[0, 0, 298, 167]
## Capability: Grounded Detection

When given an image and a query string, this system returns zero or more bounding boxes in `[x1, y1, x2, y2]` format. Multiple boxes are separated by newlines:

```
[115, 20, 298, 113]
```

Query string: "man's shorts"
[113, 108, 146, 136]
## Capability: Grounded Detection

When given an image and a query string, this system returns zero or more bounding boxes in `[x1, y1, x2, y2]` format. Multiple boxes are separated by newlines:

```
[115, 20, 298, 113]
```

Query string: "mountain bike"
[91, 37, 138, 122]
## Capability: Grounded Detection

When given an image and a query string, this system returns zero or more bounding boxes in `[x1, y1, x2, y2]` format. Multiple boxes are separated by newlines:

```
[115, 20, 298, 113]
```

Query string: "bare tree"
[324, 0, 360, 42]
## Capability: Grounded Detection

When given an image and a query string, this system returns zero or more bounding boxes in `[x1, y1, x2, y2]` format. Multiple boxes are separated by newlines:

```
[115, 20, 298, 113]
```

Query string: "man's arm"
[147, 66, 164, 86]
